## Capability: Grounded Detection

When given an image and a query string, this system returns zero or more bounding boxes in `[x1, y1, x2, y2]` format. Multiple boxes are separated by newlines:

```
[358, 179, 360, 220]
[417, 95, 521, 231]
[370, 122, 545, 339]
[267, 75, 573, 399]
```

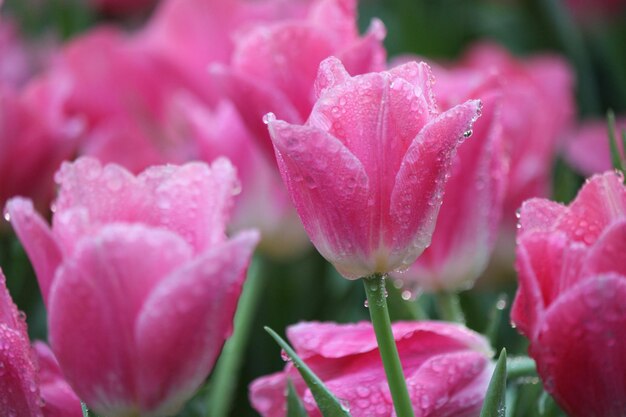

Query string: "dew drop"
[280, 350, 291, 362]
[364, 299, 369, 308]
[3, 210, 10, 222]
[262, 112, 276, 125]
[462, 129, 473, 139]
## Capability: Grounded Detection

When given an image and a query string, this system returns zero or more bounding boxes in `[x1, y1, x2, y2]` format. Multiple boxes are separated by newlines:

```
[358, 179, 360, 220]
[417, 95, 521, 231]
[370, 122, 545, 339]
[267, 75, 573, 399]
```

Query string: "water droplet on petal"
[263, 112, 276, 125]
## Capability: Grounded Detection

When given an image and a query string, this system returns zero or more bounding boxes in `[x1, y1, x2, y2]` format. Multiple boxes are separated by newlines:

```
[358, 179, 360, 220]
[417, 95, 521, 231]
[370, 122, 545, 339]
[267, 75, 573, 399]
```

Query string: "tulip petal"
[408, 89, 507, 290]
[5, 198, 63, 305]
[390, 100, 481, 266]
[581, 219, 626, 278]
[512, 232, 586, 337]
[210, 64, 302, 154]
[134, 230, 259, 415]
[288, 321, 492, 360]
[314, 56, 352, 98]
[334, 18, 387, 80]
[555, 171, 626, 245]
[33, 342, 82, 417]
[518, 198, 565, 234]
[404, 351, 492, 417]
[268, 119, 371, 278]
[48, 224, 193, 415]
[532, 274, 626, 417]
[232, 22, 337, 120]
[53, 157, 237, 252]
[0, 325, 43, 417]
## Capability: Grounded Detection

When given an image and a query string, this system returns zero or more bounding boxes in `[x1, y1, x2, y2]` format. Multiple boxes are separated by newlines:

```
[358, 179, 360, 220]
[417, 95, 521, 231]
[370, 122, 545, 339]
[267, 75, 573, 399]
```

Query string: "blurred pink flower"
[170, 95, 310, 258]
[462, 42, 575, 227]
[512, 171, 626, 417]
[0, 17, 32, 89]
[0, 78, 82, 208]
[5, 157, 259, 416]
[250, 321, 494, 417]
[266, 57, 482, 278]
[0, 269, 82, 417]
[395, 66, 508, 291]
[565, 116, 626, 176]
[34, 27, 202, 173]
[211, 0, 387, 154]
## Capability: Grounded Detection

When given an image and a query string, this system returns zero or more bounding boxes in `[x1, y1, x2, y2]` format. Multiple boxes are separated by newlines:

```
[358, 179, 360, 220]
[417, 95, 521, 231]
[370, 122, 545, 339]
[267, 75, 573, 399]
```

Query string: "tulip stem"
[506, 356, 537, 380]
[363, 274, 415, 417]
[435, 291, 465, 323]
[206, 255, 265, 417]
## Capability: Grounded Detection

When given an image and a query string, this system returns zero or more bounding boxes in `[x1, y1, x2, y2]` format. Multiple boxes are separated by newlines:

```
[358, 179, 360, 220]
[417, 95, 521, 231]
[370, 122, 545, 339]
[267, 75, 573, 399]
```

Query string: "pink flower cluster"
[3, 0, 617, 415]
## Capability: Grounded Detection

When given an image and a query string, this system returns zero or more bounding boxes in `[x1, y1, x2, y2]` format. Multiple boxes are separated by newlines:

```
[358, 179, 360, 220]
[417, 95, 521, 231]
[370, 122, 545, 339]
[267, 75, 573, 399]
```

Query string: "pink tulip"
[394, 66, 508, 291]
[37, 27, 205, 173]
[565, 116, 626, 176]
[462, 43, 575, 227]
[266, 57, 482, 279]
[0, 78, 81, 209]
[0, 269, 82, 417]
[511, 171, 626, 417]
[5, 157, 259, 416]
[211, 0, 387, 155]
[250, 321, 494, 417]
[171, 95, 310, 258]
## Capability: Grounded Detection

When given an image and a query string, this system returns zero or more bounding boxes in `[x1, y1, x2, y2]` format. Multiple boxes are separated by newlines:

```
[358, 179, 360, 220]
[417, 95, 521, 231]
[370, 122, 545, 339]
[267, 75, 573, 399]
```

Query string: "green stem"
[434, 292, 465, 323]
[363, 274, 415, 417]
[206, 256, 265, 417]
[506, 356, 537, 381]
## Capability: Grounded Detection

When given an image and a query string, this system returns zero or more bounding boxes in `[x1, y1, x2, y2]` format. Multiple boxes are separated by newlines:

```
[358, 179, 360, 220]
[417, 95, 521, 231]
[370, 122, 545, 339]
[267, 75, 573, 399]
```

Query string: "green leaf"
[480, 348, 507, 417]
[485, 294, 507, 346]
[264, 327, 352, 417]
[287, 379, 309, 417]
[607, 110, 624, 172]
[81, 402, 89, 417]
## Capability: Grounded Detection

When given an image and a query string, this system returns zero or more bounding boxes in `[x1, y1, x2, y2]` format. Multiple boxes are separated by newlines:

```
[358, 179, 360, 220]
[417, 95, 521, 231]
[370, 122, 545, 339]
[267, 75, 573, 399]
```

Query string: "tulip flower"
[172, 95, 310, 258]
[394, 66, 508, 292]
[212, 0, 387, 155]
[462, 42, 574, 228]
[266, 57, 482, 279]
[0, 269, 82, 417]
[250, 321, 494, 417]
[5, 157, 259, 417]
[565, 116, 626, 176]
[0, 79, 81, 209]
[511, 171, 626, 417]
